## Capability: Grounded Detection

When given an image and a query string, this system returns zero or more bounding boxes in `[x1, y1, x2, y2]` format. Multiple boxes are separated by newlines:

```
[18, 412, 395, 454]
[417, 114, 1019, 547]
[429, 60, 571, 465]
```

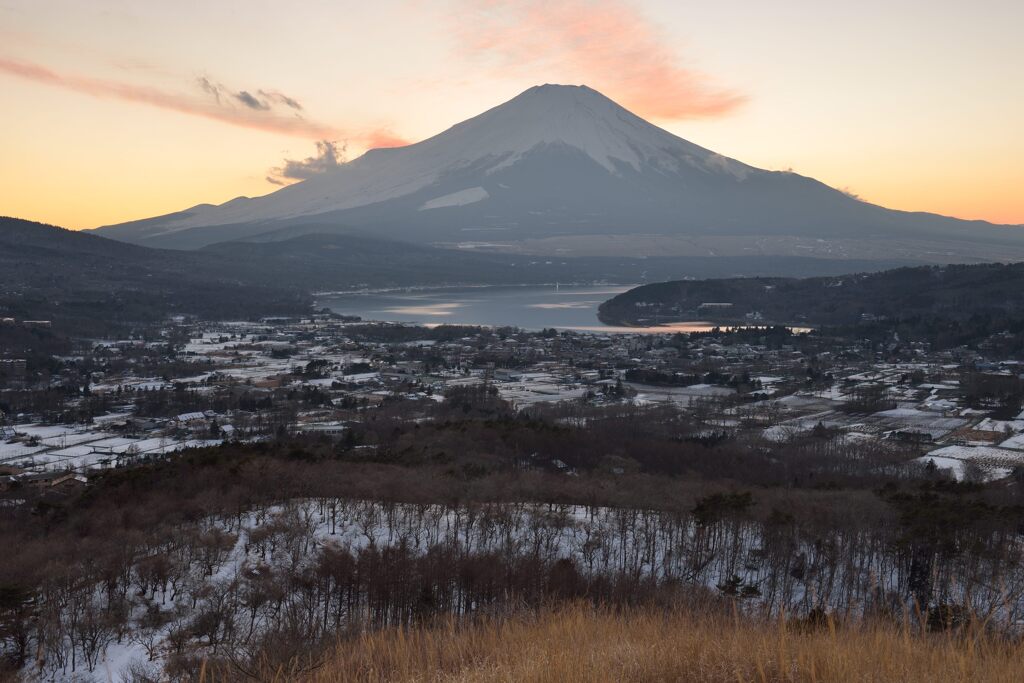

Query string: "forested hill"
[598, 262, 1024, 334]
[0, 216, 311, 334]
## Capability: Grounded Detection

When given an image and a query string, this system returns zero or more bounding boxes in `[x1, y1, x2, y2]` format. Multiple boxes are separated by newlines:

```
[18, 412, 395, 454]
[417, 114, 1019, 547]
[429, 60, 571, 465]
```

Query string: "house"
[297, 421, 347, 436]
[0, 359, 27, 381]
[380, 366, 414, 379]
[888, 429, 933, 445]
[17, 471, 88, 489]
[494, 369, 523, 381]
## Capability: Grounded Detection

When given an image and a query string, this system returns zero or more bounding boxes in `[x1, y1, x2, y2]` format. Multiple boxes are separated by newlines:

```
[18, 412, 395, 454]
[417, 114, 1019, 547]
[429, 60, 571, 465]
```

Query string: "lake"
[318, 285, 724, 334]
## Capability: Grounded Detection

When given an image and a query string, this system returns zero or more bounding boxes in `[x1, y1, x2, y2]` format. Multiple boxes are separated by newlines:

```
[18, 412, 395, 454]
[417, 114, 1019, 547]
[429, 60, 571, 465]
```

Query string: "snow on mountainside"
[419, 187, 490, 211]
[95, 84, 1024, 260]
[110, 84, 750, 236]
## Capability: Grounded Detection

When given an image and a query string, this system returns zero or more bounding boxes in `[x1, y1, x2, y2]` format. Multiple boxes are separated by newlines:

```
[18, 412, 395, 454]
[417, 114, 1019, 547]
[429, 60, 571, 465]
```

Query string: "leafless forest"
[4, 397, 1024, 680]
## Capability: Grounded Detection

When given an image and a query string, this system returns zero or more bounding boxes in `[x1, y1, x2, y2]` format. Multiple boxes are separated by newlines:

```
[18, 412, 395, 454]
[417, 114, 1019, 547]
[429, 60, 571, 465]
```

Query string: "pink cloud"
[364, 129, 411, 148]
[0, 57, 339, 138]
[452, 0, 745, 119]
[0, 57, 409, 149]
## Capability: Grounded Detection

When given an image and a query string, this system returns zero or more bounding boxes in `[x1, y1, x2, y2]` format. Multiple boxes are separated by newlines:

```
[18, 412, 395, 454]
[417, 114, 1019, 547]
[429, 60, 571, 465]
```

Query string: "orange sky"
[1, 0, 1021, 229]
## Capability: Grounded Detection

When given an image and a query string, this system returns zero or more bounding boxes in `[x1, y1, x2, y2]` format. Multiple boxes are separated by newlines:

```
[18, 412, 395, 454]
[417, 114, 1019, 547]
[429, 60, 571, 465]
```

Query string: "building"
[17, 471, 88, 489]
[0, 359, 27, 381]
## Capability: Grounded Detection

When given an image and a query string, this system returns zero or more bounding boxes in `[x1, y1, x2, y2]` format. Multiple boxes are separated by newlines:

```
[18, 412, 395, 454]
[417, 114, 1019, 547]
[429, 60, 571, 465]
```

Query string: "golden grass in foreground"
[286, 604, 1024, 683]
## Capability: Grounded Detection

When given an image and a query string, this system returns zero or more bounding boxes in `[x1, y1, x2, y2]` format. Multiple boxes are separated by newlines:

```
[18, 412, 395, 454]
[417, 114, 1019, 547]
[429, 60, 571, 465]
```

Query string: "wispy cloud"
[0, 57, 339, 138]
[451, 0, 745, 119]
[0, 56, 410, 148]
[259, 90, 303, 111]
[234, 90, 270, 111]
[266, 132, 409, 186]
[196, 76, 304, 113]
[267, 140, 346, 185]
[197, 75, 223, 103]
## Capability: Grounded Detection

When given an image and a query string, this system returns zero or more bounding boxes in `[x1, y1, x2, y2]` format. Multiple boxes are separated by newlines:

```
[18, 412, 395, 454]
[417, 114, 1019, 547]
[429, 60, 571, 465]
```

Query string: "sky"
[1, 0, 1022, 230]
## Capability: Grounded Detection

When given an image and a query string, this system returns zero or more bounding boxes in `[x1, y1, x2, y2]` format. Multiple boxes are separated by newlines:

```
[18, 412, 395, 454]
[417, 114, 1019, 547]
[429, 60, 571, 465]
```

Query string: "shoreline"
[312, 280, 637, 297]
[315, 284, 812, 335]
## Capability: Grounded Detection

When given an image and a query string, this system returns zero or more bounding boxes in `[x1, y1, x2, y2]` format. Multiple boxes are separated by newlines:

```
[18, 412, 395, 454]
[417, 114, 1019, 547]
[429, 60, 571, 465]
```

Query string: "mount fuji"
[96, 84, 1024, 263]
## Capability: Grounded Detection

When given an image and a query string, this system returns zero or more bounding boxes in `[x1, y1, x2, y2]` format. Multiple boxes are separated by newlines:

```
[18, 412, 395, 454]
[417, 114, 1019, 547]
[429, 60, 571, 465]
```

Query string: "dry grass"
[258, 604, 1024, 683]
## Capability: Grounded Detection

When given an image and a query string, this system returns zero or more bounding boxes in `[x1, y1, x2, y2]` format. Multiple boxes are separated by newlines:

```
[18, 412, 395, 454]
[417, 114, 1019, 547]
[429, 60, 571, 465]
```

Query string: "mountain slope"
[199, 230, 921, 288]
[95, 84, 1024, 263]
[0, 217, 311, 333]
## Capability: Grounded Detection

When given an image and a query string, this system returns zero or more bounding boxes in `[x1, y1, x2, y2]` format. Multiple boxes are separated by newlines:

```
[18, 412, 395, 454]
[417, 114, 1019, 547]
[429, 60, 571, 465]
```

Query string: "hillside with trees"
[599, 262, 1024, 348]
[4, 393, 1024, 679]
[0, 216, 310, 335]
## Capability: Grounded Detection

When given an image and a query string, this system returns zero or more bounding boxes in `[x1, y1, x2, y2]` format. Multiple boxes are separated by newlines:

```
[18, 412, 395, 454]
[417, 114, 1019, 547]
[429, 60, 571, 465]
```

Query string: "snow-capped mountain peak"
[101, 84, 750, 237]
[419, 83, 738, 175]
[96, 84, 1020, 257]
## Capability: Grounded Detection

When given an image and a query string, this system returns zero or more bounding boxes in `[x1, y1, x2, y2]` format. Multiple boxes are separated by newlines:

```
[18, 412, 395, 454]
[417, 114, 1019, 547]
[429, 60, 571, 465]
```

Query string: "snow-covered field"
[916, 445, 1024, 481]
[1, 423, 220, 474]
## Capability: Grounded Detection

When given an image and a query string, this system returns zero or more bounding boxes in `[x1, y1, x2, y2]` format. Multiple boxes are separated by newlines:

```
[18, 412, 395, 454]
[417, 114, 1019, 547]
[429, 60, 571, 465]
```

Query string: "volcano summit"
[96, 84, 1024, 264]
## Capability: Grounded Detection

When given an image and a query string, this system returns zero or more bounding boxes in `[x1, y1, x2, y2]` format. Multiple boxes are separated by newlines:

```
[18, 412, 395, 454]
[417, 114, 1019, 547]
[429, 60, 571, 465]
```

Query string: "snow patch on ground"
[917, 444, 1024, 480]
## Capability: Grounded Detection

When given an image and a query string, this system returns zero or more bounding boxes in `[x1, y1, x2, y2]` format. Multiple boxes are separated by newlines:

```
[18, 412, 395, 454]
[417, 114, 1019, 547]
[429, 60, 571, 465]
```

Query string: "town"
[4, 311, 1024, 496]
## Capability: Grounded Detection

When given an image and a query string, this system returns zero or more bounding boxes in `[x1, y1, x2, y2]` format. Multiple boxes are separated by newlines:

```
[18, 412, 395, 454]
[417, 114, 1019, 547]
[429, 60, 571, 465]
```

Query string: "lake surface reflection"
[318, 285, 726, 334]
